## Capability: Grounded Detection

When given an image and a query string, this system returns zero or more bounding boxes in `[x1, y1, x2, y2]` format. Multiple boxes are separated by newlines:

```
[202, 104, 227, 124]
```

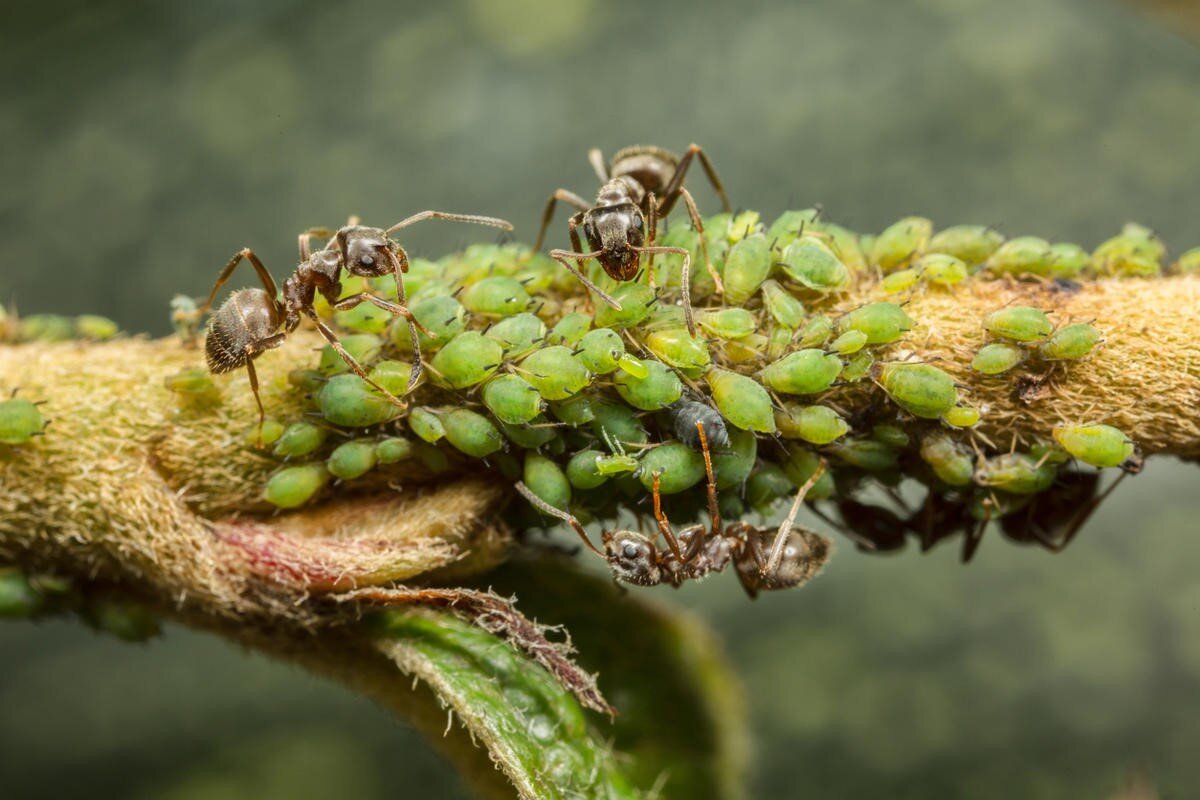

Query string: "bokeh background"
[3, 0, 1200, 797]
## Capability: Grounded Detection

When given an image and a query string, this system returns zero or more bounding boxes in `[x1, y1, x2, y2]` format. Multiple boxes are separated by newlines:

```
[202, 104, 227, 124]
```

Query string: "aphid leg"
[761, 461, 827, 578]
[385, 210, 513, 235]
[587, 148, 609, 182]
[550, 249, 623, 311]
[659, 143, 733, 216]
[298, 227, 335, 261]
[531, 189, 592, 254]
[514, 481, 604, 556]
[197, 248, 280, 320]
[644, 191, 658, 281]
[385, 247, 423, 393]
[304, 309, 407, 408]
[676, 186, 724, 294]
[651, 471, 686, 562]
[635, 245, 694, 336]
[696, 421, 722, 538]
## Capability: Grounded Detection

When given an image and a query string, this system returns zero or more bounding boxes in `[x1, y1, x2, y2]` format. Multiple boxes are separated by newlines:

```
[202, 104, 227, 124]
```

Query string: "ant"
[196, 211, 512, 439]
[516, 424, 832, 598]
[531, 144, 733, 336]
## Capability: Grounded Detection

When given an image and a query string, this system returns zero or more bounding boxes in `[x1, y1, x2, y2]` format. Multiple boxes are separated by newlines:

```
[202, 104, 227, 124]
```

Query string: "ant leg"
[676, 186, 724, 294]
[241, 332, 288, 447]
[658, 143, 733, 216]
[761, 461, 827, 578]
[333, 293, 433, 337]
[634, 245, 694, 336]
[386, 247, 422, 394]
[514, 481, 604, 556]
[304, 309, 407, 409]
[197, 248, 279, 319]
[549, 248, 623, 311]
[695, 421, 721, 538]
[385, 210, 513, 235]
[587, 148, 609, 182]
[1047, 470, 1129, 552]
[644, 191, 659, 284]
[298, 227, 335, 261]
[532, 189, 591, 254]
[651, 472, 686, 561]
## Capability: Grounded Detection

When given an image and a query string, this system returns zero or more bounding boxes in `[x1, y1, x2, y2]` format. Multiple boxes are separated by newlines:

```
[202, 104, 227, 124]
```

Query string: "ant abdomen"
[205, 288, 280, 374]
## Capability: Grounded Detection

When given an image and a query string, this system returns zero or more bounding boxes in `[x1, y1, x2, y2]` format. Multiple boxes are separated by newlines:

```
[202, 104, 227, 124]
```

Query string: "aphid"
[881, 268, 921, 294]
[760, 348, 842, 395]
[982, 306, 1053, 342]
[327, 439, 378, 480]
[875, 362, 958, 419]
[273, 421, 327, 458]
[74, 314, 119, 341]
[1052, 424, 1135, 468]
[317, 333, 382, 375]
[919, 433, 973, 487]
[389, 294, 466, 354]
[971, 342, 1026, 375]
[767, 326, 794, 361]
[245, 419, 285, 449]
[645, 328, 711, 373]
[481, 374, 543, 425]
[1038, 322, 1101, 361]
[1173, 247, 1200, 275]
[442, 408, 506, 458]
[837, 302, 913, 345]
[317, 374, 403, 428]
[916, 253, 968, 287]
[547, 312, 593, 346]
[497, 418, 557, 450]
[841, 351, 874, 382]
[871, 423, 909, 449]
[723, 234, 773, 305]
[775, 403, 849, 445]
[667, 398, 731, 450]
[828, 329, 868, 355]
[485, 313, 546, 360]
[696, 308, 757, 340]
[516, 428, 831, 598]
[375, 436, 415, 464]
[566, 449, 609, 490]
[518, 346, 592, 401]
[825, 437, 900, 472]
[797, 314, 834, 348]
[777, 236, 851, 292]
[367, 360, 414, 396]
[927, 225, 1005, 265]
[19, 314, 74, 342]
[460, 276, 532, 317]
[942, 404, 981, 428]
[170, 295, 199, 340]
[975, 453, 1057, 494]
[745, 463, 796, 513]
[870, 216, 932, 272]
[264, 464, 330, 509]
[429, 331, 504, 390]
[613, 359, 683, 411]
[531, 144, 732, 335]
[593, 282, 657, 329]
[1091, 223, 1164, 277]
[711, 428, 757, 489]
[0, 569, 42, 618]
[195, 211, 511, 437]
[590, 398, 649, 448]
[1047, 242, 1089, 278]
[0, 394, 47, 445]
[523, 453, 572, 513]
[408, 407, 446, 443]
[984, 236, 1054, 277]
[549, 394, 595, 426]
[780, 445, 837, 498]
[760, 280, 807, 329]
[707, 369, 776, 432]
[638, 441, 707, 494]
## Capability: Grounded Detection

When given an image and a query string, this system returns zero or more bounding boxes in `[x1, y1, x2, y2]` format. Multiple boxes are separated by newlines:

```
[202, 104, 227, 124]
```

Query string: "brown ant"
[196, 211, 512, 439]
[531, 144, 733, 336]
[516, 425, 832, 598]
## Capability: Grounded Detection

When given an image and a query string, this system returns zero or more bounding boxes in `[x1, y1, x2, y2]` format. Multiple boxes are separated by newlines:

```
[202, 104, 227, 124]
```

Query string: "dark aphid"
[667, 398, 731, 450]
[531, 144, 733, 335]
[194, 211, 512, 440]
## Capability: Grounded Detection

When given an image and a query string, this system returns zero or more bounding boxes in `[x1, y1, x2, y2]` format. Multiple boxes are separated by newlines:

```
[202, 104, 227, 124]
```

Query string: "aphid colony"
[161, 189, 1168, 589]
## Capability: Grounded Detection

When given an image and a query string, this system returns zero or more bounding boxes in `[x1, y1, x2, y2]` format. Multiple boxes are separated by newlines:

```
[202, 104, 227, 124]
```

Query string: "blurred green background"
[3, 0, 1199, 797]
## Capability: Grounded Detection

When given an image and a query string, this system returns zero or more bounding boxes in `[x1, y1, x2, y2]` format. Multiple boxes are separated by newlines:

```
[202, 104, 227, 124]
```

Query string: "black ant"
[195, 211, 512, 439]
[531, 144, 733, 336]
[516, 424, 832, 598]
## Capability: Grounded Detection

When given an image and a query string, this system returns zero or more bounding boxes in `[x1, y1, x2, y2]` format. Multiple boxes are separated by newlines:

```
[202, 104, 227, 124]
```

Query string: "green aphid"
[760, 348, 842, 395]
[838, 302, 913, 345]
[368, 360, 415, 396]
[707, 368, 775, 433]
[273, 421, 326, 458]
[780, 445, 836, 498]
[546, 312, 592, 346]
[414, 442, 452, 474]
[566, 449, 608, 490]
[1091, 223, 1165, 278]
[390, 295, 466, 353]
[318, 334, 382, 375]
[1173, 247, 1200, 275]
[1030, 439, 1071, 466]
[497, 417, 557, 449]
[927, 225, 1005, 265]
[442, 408, 505, 458]
[645, 328, 711, 373]
[244, 418, 285, 449]
[264, 464, 330, 509]
[767, 326, 794, 361]
[727, 211, 763, 243]
[942, 404, 981, 428]
[614, 359, 682, 411]
[985, 236, 1054, 277]
[969, 492, 1031, 522]
[549, 394, 594, 426]
[163, 367, 218, 397]
[288, 368, 326, 393]
[519, 346, 591, 400]
[712, 428, 758, 489]
[1039, 323, 1101, 361]
[408, 407, 446, 443]
[881, 268, 921, 294]
[870, 216, 932, 272]
[0, 569, 40, 618]
[594, 282, 657, 329]
[746, 463, 796, 513]
[829, 329, 868, 355]
[1048, 243, 1090, 278]
[482, 374, 543, 425]
[459, 276, 531, 317]
[429, 332, 503, 389]
[797, 314, 834, 348]
[775, 403, 849, 445]
[327, 439, 379, 480]
[971, 342, 1026, 375]
[697, 308, 757, 340]
[871, 423, 909, 449]
[983, 306, 1053, 342]
[642, 304, 687, 332]
[335, 299, 391, 335]
[576, 328, 626, 375]
[595, 453, 640, 476]
[590, 399, 649, 448]
[761, 280, 806, 328]
[19, 314, 75, 342]
[723, 233, 772, 305]
[1053, 424, 1134, 468]
[916, 253, 968, 287]
[84, 600, 161, 643]
[976, 453, 1057, 495]
[877, 362, 958, 419]
[778, 236, 851, 292]
[74, 314, 119, 340]
[722, 333, 768, 366]
[765, 209, 819, 252]
[826, 437, 899, 473]
[317, 374, 401, 427]
[376, 436, 415, 464]
[841, 351, 874, 382]
[638, 441, 706, 495]
[719, 491, 747, 521]
[0, 397, 46, 445]
[524, 453, 571, 513]
[653, 227, 707, 295]
[919, 433, 974, 487]
[486, 312, 546, 359]
[819, 223, 868, 273]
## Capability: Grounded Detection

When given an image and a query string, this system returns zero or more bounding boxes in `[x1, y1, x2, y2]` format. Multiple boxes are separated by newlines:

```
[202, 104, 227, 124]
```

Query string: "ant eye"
[359, 255, 375, 267]
[622, 543, 640, 560]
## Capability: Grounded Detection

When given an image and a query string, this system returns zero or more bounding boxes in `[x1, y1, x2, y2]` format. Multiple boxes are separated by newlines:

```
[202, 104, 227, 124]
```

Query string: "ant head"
[601, 529, 661, 586]
[340, 226, 394, 278]
[738, 528, 833, 593]
[584, 203, 645, 281]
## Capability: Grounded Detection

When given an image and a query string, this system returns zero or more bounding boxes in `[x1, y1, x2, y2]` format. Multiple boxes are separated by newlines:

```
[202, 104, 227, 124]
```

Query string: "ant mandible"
[531, 144, 733, 336]
[197, 210, 512, 439]
[516, 424, 832, 598]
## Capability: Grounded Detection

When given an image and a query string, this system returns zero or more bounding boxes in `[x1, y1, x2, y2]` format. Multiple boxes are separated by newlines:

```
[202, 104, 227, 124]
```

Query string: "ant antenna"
[514, 481, 604, 556]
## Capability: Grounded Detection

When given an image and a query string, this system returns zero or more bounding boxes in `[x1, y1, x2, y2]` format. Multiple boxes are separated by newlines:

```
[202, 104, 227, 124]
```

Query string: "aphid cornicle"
[196, 211, 512, 441]
[531, 144, 733, 335]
